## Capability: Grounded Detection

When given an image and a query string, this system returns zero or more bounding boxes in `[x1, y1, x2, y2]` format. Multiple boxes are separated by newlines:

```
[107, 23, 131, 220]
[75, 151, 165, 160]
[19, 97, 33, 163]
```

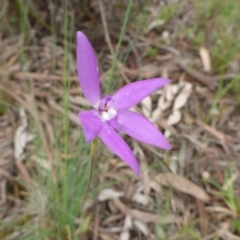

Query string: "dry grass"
[0, 0, 240, 239]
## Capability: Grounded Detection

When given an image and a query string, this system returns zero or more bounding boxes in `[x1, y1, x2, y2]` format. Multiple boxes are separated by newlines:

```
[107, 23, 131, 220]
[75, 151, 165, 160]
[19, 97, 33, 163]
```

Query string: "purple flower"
[77, 31, 171, 177]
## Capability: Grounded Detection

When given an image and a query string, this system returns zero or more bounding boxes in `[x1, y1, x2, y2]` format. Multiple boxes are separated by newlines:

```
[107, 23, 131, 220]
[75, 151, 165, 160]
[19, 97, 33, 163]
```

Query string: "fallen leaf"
[158, 95, 171, 111]
[199, 46, 211, 72]
[133, 220, 149, 236]
[112, 198, 181, 224]
[120, 215, 132, 240]
[132, 193, 151, 206]
[167, 110, 181, 125]
[169, 156, 178, 173]
[14, 108, 34, 161]
[151, 107, 162, 122]
[139, 64, 160, 79]
[141, 96, 152, 118]
[155, 173, 210, 202]
[173, 83, 192, 110]
[206, 206, 236, 217]
[148, 19, 164, 31]
[171, 84, 180, 95]
[166, 85, 175, 102]
[120, 231, 129, 240]
[98, 188, 124, 201]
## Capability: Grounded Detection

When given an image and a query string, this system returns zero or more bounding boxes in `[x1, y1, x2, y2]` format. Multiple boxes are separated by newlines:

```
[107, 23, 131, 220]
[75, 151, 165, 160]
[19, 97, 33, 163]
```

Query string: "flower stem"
[81, 138, 98, 207]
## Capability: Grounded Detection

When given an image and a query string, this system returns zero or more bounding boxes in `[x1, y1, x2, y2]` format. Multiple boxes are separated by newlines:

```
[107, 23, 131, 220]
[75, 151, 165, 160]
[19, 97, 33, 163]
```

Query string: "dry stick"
[98, 0, 114, 55]
[174, 58, 239, 86]
[98, 0, 131, 84]
[137, 35, 239, 85]
[81, 138, 98, 207]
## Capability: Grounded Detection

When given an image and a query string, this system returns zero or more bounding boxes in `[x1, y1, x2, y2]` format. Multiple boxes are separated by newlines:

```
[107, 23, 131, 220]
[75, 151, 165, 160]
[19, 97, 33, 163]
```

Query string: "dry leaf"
[132, 193, 151, 206]
[113, 198, 181, 224]
[224, 231, 240, 240]
[141, 96, 152, 118]
[166, 85, 174, 102]
[123, 215, 132, 230]
[120, 231, 129, 240]
[206, 206, 236, 217]
[169, 156, 178, 173]
[133, 220, 149, 236]
[139, 64, 159, 79]
[151, 107, 162, 122]
[155, 173, 210, 202]
[164, 129, 172, 138]
[98, 188, 123, 201]
[167, 110, 181, 125]
[14, 108, 34, 161]
[99, 233, 117, 240]
[199, 46, 211, 72]
[120, 215, 132, 240]
[148, 19, 164, 31]
[173, 83, 193, 110]
[171, 84, 180, 95]
[158, 95, 171, 111]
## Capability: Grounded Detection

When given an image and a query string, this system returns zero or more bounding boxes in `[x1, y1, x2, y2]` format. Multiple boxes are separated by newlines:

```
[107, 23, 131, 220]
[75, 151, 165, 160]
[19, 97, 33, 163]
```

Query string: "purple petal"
[99, 123, 140, 176]
[112, 78, 170, 110]
[79, 110, 102, 142]
[109, 110, 171, 149]
[76, 31, 100, 106]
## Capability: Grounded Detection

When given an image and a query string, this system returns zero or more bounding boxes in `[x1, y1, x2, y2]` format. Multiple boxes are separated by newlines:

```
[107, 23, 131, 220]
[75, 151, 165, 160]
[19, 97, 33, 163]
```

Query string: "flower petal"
[112, 78, 170, 110]
[76, 31, 100, 106]
[79, 110, 102, 142]
[109, 110, 171, 149]
[99, 123, 140, 176]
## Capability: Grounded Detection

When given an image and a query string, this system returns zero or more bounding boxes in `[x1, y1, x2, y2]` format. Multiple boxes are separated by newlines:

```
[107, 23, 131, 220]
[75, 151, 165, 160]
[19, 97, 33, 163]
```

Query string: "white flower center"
[101, 108, 117, 121]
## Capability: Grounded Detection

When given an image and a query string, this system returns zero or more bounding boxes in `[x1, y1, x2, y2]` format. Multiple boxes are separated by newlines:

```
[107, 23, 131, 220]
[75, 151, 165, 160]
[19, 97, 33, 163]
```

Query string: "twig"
[98, 0, 114, 55]
[174, 58, 239, 86]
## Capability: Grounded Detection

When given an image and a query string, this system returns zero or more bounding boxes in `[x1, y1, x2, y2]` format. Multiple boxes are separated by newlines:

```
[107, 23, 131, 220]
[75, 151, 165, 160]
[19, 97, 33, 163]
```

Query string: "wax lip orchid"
[77, 31, 171, 177]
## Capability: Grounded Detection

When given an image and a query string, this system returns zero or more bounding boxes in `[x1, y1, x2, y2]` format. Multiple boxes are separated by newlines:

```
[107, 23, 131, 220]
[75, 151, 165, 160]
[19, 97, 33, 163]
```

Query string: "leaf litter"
[0, 0, 240, 239]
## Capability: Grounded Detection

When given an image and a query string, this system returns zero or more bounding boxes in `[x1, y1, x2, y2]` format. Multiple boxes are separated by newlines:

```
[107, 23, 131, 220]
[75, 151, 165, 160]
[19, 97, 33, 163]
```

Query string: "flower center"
[98, 96, 117, 121]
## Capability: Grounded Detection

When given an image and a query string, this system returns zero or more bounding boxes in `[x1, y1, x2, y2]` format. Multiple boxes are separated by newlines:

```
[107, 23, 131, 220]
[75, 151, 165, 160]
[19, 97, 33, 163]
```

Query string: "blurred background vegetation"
[0, 0, 240, 239]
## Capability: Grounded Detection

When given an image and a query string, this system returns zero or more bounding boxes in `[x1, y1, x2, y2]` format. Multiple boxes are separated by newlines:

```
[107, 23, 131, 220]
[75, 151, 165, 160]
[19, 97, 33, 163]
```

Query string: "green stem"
[106, 0, 133, 94]
[81, 139, 99, 207]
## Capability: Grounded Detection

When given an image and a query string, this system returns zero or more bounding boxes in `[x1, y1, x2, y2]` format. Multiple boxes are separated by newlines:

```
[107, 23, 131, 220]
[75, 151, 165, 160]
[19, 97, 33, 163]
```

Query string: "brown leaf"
[98, 188, 124, 201]
[155, 173, 210, 202]
[167, 110, 181, 125]
[199, 46, 211, 72]
[141, 96, 152, 118]
[112, 198, 181, 224]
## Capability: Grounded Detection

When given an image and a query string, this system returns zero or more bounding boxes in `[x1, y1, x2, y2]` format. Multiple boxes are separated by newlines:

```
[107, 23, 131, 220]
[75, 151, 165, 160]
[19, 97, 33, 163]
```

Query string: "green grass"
[0, 0, 143, 238]
[158, 2, 179, 24]
[205, 76, 240, 123]
[105, 0, 133, 94]
[0, 137, 91, 240]
[193, 0, 240, 71]
[0, 1, 91, 239]
[203, 166, 240, 215]
[1, 0, 240, 239]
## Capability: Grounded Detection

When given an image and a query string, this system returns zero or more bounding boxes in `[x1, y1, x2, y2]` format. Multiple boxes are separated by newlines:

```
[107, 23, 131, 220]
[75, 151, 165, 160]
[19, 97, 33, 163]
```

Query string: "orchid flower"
[77, 31, 171, 177]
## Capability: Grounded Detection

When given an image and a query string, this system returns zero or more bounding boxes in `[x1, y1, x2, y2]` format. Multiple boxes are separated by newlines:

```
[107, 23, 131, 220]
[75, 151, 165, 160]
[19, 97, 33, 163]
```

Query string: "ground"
[0, 0, 240, 239]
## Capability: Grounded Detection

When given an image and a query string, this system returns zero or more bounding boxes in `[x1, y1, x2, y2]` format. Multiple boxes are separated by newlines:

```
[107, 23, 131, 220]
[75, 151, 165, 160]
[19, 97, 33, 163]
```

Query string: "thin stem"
[81, 138, 99, 207]
[63, 0, 70, 155]
[98, 0, 114, 55]
[106, 0, 133, 94]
